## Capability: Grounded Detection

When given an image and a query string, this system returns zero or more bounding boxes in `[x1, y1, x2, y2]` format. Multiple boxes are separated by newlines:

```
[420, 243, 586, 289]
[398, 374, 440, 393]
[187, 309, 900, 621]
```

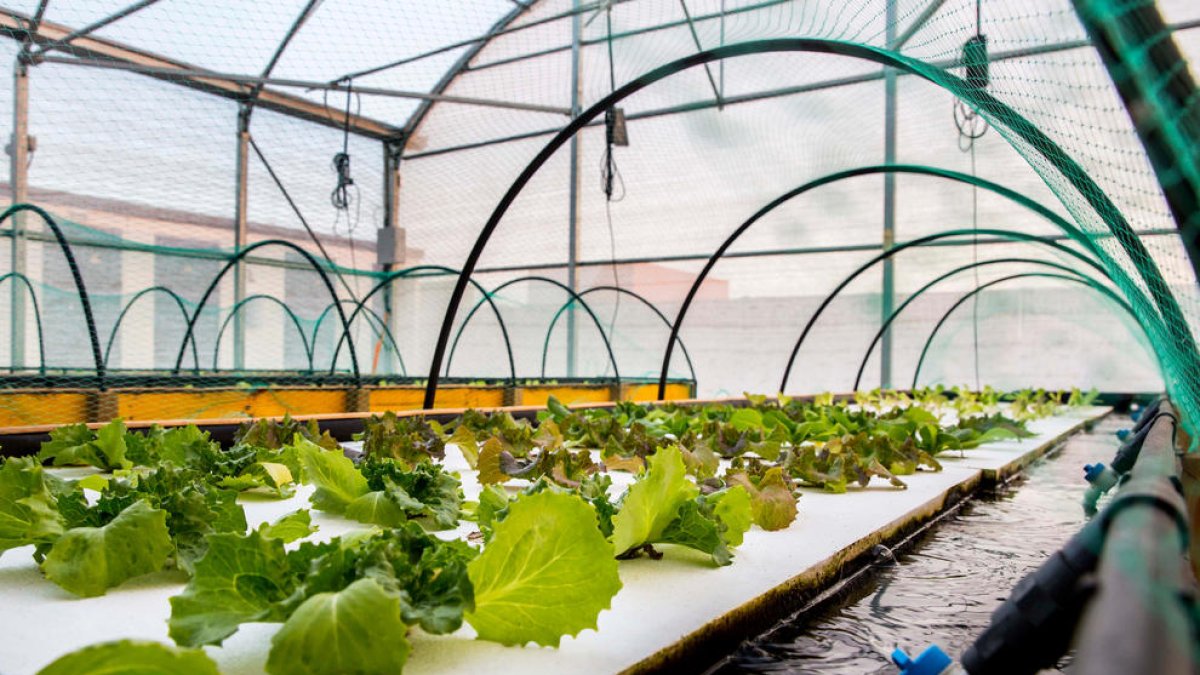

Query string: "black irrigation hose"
[851, 257, 1115, 390]
[330, 265, 516, 385]
[0, 272, 46, 375]
[172, 238, 360, 387]
[0, 204, 104, 389]
[311, 299, 407, 377]
[212, 293, 312, 372]
[444, 275, 621, 386]
[104, 285, 199, 373]
[911, 272, 1142, 387]
[779, 228, 1120, 394]
[539, 285, 698, 383]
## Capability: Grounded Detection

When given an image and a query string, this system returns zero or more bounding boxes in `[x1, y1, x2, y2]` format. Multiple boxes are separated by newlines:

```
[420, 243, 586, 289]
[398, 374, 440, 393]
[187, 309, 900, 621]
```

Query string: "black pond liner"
[707, 415, 1121, 675]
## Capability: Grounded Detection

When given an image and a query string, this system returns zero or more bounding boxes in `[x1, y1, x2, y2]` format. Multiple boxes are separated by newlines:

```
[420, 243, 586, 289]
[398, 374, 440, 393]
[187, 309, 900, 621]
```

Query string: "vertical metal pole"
[233, 106, 250, 371]
[880, 0, 898, 390]
[719, 0, 726, 98]
[381, 141, 401, 375]
[566, 0, 583, 378]
[9, 57, 29, 371]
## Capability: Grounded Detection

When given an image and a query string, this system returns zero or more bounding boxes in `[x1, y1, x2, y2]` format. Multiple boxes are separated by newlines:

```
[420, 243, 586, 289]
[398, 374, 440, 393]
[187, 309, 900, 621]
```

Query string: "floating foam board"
[0, 407, 1109, 674]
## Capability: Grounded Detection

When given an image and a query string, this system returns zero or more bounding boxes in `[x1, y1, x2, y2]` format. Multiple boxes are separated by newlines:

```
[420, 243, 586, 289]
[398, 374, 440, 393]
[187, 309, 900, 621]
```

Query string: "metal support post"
[880, 0, 898, 390]
[566, 0, 583, 378]
[9, 56, 29, 371]
[381, 141, 402, 375]
[232, 106, 249, 371]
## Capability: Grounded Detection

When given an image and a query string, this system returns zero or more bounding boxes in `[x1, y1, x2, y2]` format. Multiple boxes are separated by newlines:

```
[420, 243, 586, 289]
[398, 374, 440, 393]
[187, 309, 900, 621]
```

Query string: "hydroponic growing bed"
[0, 389, 1108, 674]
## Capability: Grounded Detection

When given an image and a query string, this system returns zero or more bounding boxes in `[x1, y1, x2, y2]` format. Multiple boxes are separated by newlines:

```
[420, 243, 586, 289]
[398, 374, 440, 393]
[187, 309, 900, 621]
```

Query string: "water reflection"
[716, 416, 1120, 674]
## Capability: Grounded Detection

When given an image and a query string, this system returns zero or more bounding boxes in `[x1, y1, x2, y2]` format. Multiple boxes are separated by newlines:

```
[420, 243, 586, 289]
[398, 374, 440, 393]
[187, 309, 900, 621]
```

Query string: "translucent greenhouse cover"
[0, 0, 1197, 421]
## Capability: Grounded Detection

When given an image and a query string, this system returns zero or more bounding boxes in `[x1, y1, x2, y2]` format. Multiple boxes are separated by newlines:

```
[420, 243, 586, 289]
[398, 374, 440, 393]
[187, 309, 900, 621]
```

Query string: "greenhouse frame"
[0, 0, 1199, 673]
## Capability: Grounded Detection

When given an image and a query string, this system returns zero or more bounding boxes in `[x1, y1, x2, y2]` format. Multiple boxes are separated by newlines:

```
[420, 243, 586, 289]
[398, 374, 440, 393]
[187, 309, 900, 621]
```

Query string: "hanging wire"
[954, 0, 987, 391]
[321, 82, 372, 364]
[598, 1, 623, 379]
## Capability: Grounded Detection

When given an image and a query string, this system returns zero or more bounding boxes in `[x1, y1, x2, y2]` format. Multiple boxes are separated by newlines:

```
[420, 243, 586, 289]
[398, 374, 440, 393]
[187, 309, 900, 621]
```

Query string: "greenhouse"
[0, 0, 1198, 673]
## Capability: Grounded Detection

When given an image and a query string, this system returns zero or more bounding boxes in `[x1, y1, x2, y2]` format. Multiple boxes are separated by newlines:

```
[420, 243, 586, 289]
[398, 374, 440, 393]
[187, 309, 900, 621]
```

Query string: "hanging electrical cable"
[326, 80, 384, 373]
[331, 82, 356, 213]
[954, 0, 989, 390]
[598, 0, 626, 379]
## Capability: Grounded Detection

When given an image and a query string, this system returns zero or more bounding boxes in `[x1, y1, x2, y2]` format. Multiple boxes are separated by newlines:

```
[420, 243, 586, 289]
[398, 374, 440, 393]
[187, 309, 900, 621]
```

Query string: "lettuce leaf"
[234, 415, 339, 452]
[359, 460, 462, 530]
[93, 466, 247, 572]
[298, 443, 369, 513]
[38, 420, 131, 471]
[467, 490, 621, 647]
[259, 509, 317, 544]
[343, 491, 407, 527]
[169, 530, 295, 647]
[37, 640, 219, 675]
[356, 411, 445, 465]
[266, 578, 410, 675]
[41, 500, 173, 597]
[0, 457, 65, 555]
[611, 444, 698, 556]
[727, 467, 798, 531]
[657, 487, 752, 566]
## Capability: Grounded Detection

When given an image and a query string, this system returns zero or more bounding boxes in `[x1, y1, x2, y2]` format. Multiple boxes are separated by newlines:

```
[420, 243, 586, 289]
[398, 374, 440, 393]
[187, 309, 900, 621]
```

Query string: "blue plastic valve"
[892, 645, 952, 675]
[1116, 428, 1130, 441]
[1084, 463, 1106, 483]
[1131, 407, 1143, 422]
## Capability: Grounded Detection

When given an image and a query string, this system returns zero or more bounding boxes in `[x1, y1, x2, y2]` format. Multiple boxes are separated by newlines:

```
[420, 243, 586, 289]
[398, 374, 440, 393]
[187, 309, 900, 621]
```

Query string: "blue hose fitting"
[1116, 428, 1130, 441]
[1082, 463, 1119, 516]
[892, 645, 952, 675]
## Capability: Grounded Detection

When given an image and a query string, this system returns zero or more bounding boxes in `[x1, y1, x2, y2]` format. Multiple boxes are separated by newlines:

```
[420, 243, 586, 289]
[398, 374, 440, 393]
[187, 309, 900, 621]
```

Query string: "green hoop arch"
[912, 272, 1146, 388]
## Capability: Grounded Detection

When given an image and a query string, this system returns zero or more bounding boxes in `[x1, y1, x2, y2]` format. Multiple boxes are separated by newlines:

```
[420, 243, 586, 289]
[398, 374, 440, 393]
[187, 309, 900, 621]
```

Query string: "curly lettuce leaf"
[234, 415, 339, 452]
[357, 411, 445, 465]
[41, 500, 173, 597]
[467, 490, 621, 647]
[0, 457, 65, 555]
[354, 524, 477, 634]
[169, 530, 295, 647]
[279, 523, 476, 636]
[657, 500, 729, 564]
[38, 420, 131, 471]
[266, 578, 410, 675]
[95, 466, 247, 572]
[359, 460, 462, 530]
[611, 444, 698, 556]
[37, 640, 219, 675]
[728, 467, 798, 531]
[657, 487, 752, 566]
[217, 461, 295, 498]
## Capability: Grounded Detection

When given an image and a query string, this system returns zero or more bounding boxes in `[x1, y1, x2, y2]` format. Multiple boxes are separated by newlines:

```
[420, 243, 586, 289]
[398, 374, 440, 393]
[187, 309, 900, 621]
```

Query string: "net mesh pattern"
[0, 0, 1195, 427]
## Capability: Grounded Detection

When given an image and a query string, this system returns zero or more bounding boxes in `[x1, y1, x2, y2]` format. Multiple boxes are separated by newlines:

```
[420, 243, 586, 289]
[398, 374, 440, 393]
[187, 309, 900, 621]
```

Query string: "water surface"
[714, 415, 1121, 674]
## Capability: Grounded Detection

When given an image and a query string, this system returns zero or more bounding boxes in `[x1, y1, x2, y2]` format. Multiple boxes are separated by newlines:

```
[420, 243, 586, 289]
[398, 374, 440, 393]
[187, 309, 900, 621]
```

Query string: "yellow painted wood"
[116, 390, 255, 421]
[624, 382, 693, 402]
[244, 389, 347, 418]
[0, 392, 90, 427]
[0, 381, 695, 429]
[519, 385, 613, 407]
[368, 386, 506, 412]
[115, 388, 348, 421]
